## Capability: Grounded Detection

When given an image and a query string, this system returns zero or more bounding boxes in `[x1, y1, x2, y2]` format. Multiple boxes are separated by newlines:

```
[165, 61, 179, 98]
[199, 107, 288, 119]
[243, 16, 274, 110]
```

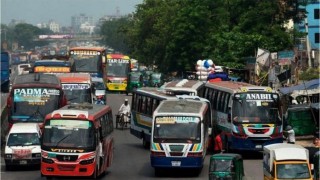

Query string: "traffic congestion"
[0, 46, 319, 179]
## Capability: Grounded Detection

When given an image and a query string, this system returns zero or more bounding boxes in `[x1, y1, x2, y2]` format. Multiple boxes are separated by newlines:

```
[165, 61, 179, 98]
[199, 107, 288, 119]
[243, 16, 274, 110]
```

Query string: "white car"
[4, 123, 42, 170]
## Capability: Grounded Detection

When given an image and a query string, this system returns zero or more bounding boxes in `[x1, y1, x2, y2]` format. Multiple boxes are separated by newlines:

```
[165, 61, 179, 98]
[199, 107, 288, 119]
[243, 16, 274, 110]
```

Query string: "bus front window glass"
[64, 88, 92, 104]
[72, 54, 99, 73]
[232, 93, 280, 123]
[12, 88, 60, 123]
[106, 61, 129, 77]
[153, 116, 201, 143]
[42, 120, 95, 150]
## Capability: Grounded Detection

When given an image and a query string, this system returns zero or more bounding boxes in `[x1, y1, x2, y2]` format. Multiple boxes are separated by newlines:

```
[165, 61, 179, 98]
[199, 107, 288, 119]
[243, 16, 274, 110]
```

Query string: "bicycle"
[116, 113, 130, 130]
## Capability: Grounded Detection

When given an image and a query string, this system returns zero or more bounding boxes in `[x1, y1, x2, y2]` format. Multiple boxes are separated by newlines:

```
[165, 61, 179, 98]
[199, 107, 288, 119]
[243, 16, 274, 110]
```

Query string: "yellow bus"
[104, 54, 131, 92]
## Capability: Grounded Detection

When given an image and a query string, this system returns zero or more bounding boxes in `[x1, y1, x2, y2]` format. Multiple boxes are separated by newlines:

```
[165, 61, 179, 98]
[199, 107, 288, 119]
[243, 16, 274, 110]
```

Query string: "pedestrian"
[284, 125, 295, 144]
[214, 129, 223, 154]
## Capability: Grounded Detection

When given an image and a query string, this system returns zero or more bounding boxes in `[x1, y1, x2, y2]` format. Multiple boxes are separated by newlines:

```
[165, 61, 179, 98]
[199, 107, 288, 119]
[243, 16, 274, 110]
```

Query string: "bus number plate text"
[171, 161, 181, 167]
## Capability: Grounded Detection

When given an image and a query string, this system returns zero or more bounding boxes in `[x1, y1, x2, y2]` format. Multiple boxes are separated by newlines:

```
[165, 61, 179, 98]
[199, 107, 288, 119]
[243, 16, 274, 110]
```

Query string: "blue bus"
[1, 51, 10, 92]
[150, 98, 211, 176]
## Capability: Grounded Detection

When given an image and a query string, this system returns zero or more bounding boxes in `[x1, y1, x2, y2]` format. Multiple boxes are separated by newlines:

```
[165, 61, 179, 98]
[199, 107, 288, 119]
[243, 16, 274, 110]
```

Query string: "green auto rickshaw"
[209, 153, 245, 180]
[126, 72, 143, 95]
[149, 73, 163, 87]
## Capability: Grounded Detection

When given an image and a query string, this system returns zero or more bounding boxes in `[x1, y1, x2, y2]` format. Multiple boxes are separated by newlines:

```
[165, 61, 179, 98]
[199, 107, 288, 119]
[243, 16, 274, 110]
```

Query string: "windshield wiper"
[29, 106, 45, 120]
[54, 133, 73, 148]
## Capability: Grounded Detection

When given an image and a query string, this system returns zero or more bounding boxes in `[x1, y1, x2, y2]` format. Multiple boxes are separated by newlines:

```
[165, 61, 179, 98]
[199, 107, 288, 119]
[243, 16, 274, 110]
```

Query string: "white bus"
[202, 81, 283, 152]
[130, 80, 206, 148]
[150, 98, 211, 176]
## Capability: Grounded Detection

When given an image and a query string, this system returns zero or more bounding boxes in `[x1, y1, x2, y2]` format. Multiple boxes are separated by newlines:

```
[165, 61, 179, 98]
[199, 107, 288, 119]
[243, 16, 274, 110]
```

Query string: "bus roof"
[161, 79, 204, 94]
[134, 87, 177, 100]
[69, 47, 106, 52]
[205, 81, 275, 93]
[56, 73, 91, 83]
[46, 103, 112, 121]
[12, 73, 61, 87]
[155, 99, 207, 114]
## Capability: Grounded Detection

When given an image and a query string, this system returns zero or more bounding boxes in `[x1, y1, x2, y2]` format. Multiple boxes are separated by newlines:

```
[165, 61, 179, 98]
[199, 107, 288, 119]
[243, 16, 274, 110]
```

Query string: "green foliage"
[300, 68, 320, 81]
[99, 0, 298, 72]
[1, 23, 52, 50]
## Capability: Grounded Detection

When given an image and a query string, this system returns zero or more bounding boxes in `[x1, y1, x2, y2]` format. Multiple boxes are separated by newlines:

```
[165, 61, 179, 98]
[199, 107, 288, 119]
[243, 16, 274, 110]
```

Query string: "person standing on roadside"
[214, 129, 224, 154]
[284, 125, 295, 144]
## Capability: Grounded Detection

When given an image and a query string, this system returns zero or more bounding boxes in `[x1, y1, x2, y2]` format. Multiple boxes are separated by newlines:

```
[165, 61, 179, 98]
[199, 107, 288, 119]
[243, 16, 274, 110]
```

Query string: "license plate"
[19, 160, 27, 165]
[171, 161, 181, 167]
[256, 145, 262, 149]
[114, 86, 119, 89]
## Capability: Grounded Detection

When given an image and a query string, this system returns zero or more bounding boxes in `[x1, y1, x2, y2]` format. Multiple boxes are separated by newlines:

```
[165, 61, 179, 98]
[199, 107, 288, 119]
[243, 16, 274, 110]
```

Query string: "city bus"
[41, 103, 114, 179]
[131, 80, 207, 149]
[150, 98, 211, 175]
[56, 73, 94, 104]
[161, 79, 205, 96]
[6, 73, 67, 128]
[104, 54, 131, 92]
[202, 81, 283, 152]
[32, 59, 71, 73]
[69, 47, 106, 78]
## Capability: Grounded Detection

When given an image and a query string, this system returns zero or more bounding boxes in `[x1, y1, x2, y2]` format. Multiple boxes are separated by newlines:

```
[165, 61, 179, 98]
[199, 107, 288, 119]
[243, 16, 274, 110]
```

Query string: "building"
[295, 0, 320, 67]
[71, 14, 94, 33]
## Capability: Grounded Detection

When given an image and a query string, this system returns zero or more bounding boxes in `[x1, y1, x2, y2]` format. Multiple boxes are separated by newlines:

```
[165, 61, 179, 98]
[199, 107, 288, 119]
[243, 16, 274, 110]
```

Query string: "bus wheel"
[142, 137, 150, 149]
[154, 168, 162, 177]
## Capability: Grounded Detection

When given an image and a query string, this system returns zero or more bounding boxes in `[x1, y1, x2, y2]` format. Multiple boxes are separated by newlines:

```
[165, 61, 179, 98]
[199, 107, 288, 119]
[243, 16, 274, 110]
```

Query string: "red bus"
[41, 103, 114, 178]
[6, 73, 67, 128]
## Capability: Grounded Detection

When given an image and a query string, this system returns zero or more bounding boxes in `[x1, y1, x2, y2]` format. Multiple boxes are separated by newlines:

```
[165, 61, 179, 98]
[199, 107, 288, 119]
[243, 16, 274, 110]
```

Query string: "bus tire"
[5, 164, 12, 171]
[154, 168, 162, 177]
[142, 137, 150, 149]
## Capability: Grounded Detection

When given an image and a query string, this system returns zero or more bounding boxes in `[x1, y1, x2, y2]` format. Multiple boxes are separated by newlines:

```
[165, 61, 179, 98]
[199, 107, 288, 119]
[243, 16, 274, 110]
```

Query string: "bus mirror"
[208, 127, 212, 135]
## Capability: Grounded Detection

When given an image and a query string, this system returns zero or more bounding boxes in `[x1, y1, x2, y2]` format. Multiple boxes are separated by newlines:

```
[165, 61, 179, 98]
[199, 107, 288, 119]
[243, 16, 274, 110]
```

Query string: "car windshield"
[210, 159, 233, 172]
[42, 119, 95, 149]
[7, 133, 40, 146]
[232, 93, 280, 123]
[277, 163, 310, 179]
[12, 88, 60, 123]
[153, 116, 201, 143]
[71, 54, 99, 73]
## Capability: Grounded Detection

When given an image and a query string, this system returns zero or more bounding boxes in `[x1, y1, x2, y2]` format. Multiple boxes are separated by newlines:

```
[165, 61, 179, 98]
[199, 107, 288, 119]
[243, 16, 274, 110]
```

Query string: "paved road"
[1, 94, 263, 179]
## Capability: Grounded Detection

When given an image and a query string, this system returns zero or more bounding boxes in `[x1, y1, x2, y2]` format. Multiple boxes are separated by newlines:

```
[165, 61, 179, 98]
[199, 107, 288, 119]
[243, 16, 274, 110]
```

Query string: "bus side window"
[224, 93, 231, 113]
[138, 95, 143, 112]
[132, 93, 136, 110]
[152, 99, 158, 112]
[215, 91, 221, 111]
[146, 97, 152, 115]
[212, 90, 217, 110]
[108, 112, 113, 133]
[219, 92, 226, 112]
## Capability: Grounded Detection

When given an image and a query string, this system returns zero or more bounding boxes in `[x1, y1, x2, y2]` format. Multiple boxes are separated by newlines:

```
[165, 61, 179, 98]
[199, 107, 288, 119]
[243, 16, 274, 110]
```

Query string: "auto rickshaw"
[149, 73, 163, 87]
[209, 153, 245, 180]
[126, 72, 143, 95]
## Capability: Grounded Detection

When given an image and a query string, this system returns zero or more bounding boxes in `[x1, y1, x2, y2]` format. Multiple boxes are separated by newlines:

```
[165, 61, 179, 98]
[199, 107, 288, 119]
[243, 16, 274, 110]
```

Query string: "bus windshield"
[71, 54, 99, 73]
[7, 133, 40, 146]
[106, 61, 130, 77]
[12, 88, 60, 123]
[62, 84, 92, 103]
[153, 116, 201, 143]
[232, 93, 280, 123]
[42, 119, 95, 150]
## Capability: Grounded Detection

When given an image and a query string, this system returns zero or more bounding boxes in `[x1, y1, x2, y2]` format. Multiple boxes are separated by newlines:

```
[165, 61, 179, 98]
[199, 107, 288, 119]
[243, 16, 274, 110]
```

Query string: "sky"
[1, 0, 143, 26]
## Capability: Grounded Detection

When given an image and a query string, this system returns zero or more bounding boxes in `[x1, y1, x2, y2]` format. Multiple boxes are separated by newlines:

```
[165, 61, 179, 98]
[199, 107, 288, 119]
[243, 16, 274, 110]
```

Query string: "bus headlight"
[32, 153, 41, 158]
[5, 154, 12, 159]
[42, 157, 54, 164]
[80, 158, 95, 165]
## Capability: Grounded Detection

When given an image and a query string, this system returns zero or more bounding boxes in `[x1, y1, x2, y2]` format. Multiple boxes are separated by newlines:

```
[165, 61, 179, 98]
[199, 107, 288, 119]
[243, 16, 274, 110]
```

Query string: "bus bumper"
[41, 161, 95, 177]
[150, 156, 203, 168]
[230, 136, 283, 151]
